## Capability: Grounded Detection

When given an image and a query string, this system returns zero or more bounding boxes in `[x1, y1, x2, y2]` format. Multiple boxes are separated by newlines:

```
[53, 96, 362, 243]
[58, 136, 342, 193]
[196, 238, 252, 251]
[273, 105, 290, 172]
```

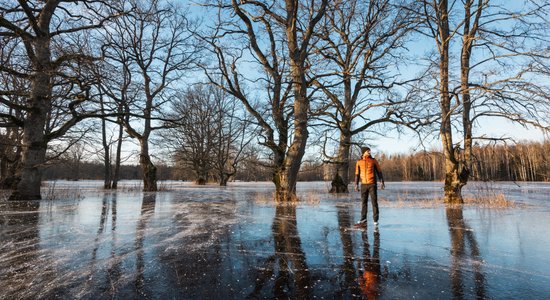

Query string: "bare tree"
[200, 0, 327, 201]
[0, 46, 25, 189]
[161, 83, 254, 185]
[99, 93, 115, 188]
[410, 0, 550, 203]
[99, 0, 199, 191]
[0, 127, 22, 189]
[310, 0, 419, 193]
[63, 141, 89, 181]
[91, 90, 129, 189]
[95, 33, 139, 189]
[209, 87, 256, 186]
[165, 85, 219, 184]
[0, 1, 121, 200]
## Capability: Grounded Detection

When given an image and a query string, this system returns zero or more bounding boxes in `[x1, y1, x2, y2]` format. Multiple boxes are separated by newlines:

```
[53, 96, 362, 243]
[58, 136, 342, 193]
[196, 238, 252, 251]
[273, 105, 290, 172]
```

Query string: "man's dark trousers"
[360, 183, 379, 222]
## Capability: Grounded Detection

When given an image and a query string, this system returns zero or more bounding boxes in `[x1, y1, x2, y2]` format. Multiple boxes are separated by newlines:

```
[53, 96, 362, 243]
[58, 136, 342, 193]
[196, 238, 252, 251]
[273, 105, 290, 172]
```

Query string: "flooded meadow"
[1, 181, 549, 299]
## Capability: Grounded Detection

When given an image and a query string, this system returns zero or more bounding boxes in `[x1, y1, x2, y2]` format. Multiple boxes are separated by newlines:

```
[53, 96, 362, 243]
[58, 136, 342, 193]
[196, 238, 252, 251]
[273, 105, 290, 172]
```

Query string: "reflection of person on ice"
[358, 230, 382, 299]
[354, 147, 385, 228]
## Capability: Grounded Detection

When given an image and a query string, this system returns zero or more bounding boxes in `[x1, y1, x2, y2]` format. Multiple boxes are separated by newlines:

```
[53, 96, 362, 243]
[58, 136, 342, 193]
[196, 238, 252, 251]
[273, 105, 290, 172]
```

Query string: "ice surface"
[1, 181, 549, 299]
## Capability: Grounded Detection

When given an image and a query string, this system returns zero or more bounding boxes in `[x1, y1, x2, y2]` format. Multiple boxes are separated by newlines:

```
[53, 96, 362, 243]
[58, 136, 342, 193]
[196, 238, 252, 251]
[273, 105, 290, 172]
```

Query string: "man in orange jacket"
[354, 147, 385, 227]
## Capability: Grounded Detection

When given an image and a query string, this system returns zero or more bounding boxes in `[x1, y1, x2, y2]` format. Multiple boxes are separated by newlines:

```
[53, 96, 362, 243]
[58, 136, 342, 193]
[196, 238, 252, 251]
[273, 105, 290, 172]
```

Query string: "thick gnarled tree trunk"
[9, 37, 51, 201]
[139, 142, 157, 192]
[443, 155, 468, 204]
[3, 2, 120, 200]
[275, 0, 324, 202]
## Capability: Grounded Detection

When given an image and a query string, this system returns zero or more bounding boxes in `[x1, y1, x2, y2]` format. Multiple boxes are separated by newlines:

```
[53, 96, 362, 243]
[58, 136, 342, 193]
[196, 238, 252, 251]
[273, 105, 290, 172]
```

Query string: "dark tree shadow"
[336, 204, 362, 297]
[0, 201, 41, 298]
[248, 204, 312, 299]
[446, 207, 486, 300]
[87, 192, 120, 298]
[135, 193, 157, 298]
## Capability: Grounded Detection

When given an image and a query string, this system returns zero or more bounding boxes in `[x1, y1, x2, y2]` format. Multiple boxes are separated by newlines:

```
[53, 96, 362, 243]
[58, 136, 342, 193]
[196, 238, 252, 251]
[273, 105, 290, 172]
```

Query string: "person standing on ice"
[354, 146, 385, 228]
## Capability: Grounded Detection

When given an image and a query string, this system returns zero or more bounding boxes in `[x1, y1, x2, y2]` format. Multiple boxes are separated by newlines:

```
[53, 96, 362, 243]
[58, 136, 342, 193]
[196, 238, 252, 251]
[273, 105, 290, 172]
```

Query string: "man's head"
[361, 146, 371, 158]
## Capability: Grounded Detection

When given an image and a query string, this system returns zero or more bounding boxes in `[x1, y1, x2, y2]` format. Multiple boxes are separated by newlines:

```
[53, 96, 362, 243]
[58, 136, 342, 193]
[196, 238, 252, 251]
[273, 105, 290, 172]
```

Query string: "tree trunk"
[330, 132, 351, 193]
[102, 144, 111, 189]
[219, 172, 233, 186]
[219, 175, 228, 186]
[194, 163, 209, 185]
[100, 97, 112, 189]
[9, 37, 51, 201]
[437, 0, 464, 204]
[443, 158, 464, 203]
[0, 155, 20, 190]
[9, 113, 48, 200]
[459, 0, 478, 186]
[111, 119, 124, 189]
[273, 167, 297, 202]
[279, 1, 310, 202]
[139, 142, 157, 192]
[329, 173, 348, 194]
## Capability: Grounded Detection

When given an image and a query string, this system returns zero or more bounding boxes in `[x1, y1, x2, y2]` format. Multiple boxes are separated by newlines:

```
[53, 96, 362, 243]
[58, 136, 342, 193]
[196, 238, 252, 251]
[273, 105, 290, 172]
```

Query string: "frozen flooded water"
[1, 181, 549, 299]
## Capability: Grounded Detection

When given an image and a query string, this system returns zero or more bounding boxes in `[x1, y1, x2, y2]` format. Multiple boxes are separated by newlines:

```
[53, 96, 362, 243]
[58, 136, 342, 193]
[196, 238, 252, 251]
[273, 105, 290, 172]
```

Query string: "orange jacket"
[355, 156, 383, 185]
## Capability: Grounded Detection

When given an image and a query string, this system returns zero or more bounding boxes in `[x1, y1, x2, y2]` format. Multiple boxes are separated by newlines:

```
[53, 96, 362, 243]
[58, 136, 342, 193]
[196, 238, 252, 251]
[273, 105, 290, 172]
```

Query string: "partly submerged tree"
[165, 85, 220, 185]
[310, 0, 420, 193]
[0, 54, 25, 189]
[209, 88, 256, 186]
[99, 0, 199, 191]
[410, 0, 550, 203]
[0, 0, 121, 200]
[162, 84, 254, 186]
[94, 28, 138, 189]
[200, 0, 327, 201]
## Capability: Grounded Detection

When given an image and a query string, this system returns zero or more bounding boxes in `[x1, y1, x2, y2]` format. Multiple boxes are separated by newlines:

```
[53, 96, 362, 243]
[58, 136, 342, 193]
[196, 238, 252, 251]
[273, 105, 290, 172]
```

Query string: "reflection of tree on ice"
[135, 193, 157, 297]
[358, 231, 382, 299]
[446, 207, 485, 299]
[247, 204, 312, 299]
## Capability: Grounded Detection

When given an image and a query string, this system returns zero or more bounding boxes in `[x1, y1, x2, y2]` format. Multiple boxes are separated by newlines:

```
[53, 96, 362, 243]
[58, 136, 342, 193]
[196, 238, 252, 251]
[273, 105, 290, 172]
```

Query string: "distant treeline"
[42, 163, 176, 181]
[42, 141, 549, 183]
[381, 140, 549, 182]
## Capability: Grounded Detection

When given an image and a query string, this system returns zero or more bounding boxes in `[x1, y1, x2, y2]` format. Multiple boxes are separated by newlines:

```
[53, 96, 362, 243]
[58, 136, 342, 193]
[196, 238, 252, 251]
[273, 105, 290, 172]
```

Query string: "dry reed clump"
[42, 182, 84, 201]
[381, 193, 517, 209]
[253, 190, 321, 206]
[463, 193, 518, 208]
[157, 182, 171, 191]
[253, 192, 275, 205]
[43, 188, 84, 201]
[297, 190, 321, 205]
[117, 184, 143, 192]
[380, 196, 444, 208]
